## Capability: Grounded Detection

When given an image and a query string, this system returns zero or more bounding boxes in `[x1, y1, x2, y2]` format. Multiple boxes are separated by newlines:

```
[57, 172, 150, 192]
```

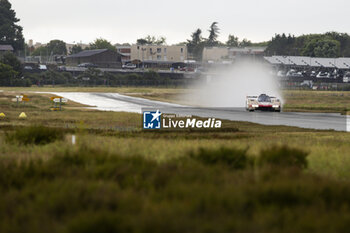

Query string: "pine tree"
[0, 0, 25, 51]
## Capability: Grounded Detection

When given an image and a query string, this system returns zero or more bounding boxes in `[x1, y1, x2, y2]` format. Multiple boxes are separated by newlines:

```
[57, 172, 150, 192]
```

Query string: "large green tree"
[32, 40, 67, 56]
[32, 46, 49, 56]
[324, 32, 350, 57]
[0, 0, 24, 51]
[69, 44, 83, 55]
[302, 39, 340, 57]
[89, 38, 115, 51]
[239, 38, 253, 47]
[266, 33, 296, 55]
[1, 51, 21, 73]
[186, 28, 204, 61]
[0, 62, 17, 86]
[207, 22, 220, 47]
[226, 34, 239, 47]
[46, 40, 67, 55]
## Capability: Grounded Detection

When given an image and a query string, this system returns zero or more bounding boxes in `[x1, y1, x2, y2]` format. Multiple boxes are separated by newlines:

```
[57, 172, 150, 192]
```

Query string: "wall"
[131, 45, 187, 63]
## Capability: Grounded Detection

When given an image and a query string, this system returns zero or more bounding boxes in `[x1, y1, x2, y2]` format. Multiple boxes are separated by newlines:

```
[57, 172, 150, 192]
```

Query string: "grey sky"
[10, 0, 350, 45]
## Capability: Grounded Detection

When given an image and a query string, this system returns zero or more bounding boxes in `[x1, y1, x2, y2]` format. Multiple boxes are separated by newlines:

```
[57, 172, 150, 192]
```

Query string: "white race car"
[246, 94, 281, 112]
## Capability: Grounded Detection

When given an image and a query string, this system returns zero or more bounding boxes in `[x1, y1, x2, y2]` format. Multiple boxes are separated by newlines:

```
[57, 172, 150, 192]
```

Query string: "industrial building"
[130, 44, 187, 63]
[264, 56, 350, 69]
[116, 45, 131, 64]
[66, 49, 122, 68]
[202, 46, 266, 62]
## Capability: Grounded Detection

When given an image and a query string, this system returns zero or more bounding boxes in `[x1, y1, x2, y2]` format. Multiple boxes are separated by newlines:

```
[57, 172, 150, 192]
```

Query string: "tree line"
[266, 32, 350, 57]
[185, 22, 267, 61]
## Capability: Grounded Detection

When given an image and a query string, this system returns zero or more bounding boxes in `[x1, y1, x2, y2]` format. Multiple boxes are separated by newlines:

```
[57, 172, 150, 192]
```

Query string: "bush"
[66, 213, 124, 233]
[190, 147, 249, 169]
[6, 125, 65, 145]
[259, 145, 308, 169]
[2, 144, 350, 233]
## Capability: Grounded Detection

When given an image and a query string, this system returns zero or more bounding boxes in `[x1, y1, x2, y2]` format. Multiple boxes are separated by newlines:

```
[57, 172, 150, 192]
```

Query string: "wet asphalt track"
[50, 92, 349, 132]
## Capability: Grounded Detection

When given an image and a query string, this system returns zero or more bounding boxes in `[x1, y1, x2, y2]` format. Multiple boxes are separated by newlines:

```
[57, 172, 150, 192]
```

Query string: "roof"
[264, 56, 350, 69]
[116, 46, 131, 49]
[229, 47, 266, 52]
[0, 45, 14, 51]
[68, 49, 109, 58]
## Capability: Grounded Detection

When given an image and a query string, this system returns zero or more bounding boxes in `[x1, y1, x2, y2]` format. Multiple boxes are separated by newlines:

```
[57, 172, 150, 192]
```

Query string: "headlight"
[272, 105, 280, 108]
[252, 104, 259, 108]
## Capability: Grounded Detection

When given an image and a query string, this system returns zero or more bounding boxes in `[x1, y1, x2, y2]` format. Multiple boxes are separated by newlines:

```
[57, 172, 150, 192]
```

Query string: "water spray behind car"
[186, 60, 283, 108]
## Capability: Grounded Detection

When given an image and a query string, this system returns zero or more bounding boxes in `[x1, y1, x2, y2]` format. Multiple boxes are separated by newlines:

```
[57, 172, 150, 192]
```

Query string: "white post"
[72, 135, 76, 145]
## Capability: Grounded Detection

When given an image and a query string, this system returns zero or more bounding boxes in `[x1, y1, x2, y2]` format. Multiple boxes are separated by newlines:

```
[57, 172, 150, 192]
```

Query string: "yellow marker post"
[19, 112, 27, 118]
[0, 113, 5, 118]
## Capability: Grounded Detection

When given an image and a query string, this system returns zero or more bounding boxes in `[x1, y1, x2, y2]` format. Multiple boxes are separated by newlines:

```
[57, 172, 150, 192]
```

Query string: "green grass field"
[1, 88, 350, 232]
[2, 87, 350, 113]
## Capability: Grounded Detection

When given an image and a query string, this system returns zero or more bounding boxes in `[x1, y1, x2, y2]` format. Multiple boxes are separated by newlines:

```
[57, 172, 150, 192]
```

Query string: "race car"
[246, 94, 281, 112]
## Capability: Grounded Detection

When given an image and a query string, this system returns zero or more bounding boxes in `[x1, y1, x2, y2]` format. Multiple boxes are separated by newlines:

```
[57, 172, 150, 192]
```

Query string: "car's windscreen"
[258, 95, 271, 102]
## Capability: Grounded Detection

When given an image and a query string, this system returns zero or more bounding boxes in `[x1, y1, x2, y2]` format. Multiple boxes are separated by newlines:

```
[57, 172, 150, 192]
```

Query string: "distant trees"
[136, 35, 167, 45]
[0, 0, 24, 52]
[226, 35, 254, 47]
[32, 38, 117, 56]
[136, 39, 148, 45]
[226, 35, 239, 47]
[46, 40, 67, 55]
[186, 22, 223, 60]
[32, 46, 48, 56]
[32, 40, 67, 56]
[89, 38, 116, 51]
[265, 33, 297, 55]
[187, 22, 266, 60]
[69, 44, 83, 55]
[266, 32, 350, 57]
[302, 39, 340, 57]
[239, 38, 253, 47]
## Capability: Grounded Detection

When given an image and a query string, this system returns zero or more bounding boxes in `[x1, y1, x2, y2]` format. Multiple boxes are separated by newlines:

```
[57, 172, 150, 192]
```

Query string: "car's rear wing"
[246, 96, 258, 101]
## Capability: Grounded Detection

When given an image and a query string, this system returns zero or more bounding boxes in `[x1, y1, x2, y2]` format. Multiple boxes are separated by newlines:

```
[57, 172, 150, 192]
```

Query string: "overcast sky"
[10, 0, 350, 45]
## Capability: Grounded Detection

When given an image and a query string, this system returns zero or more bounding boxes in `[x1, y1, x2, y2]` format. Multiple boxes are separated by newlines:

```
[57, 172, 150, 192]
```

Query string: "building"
[131, 44, 187, 63]
[0, 45, 14, 57]
[202, 46, 267, 62]
[202, 47, 229, 62]
[264, 55, 350, 69]
[228, 47, 266, 58]
[66, 49, 122, 68]
[116, 45, 131, 64]
[28, 39, 33, 47]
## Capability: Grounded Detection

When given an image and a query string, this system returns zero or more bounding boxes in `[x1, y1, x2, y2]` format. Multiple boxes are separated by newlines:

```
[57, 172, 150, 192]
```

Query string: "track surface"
[49, 92, 349, 132]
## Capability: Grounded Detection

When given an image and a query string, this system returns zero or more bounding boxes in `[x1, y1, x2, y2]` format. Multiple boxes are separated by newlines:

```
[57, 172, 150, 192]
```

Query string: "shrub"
[6, 125, 65, 145]
[259, 145, 308, 169]
[190, 147, 249, 169]
[66, 213, 123, 233]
